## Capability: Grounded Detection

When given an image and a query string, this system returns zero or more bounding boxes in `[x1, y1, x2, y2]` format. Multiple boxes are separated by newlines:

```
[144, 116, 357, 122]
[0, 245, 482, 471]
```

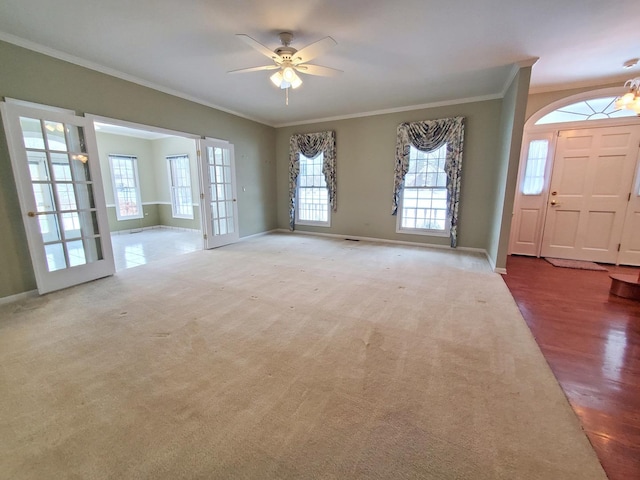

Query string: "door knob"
[550, 200, 559, 206]
[27, 211, 36, 217]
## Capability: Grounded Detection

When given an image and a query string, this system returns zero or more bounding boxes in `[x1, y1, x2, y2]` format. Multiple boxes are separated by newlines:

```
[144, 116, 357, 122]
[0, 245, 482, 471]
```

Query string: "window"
[522, 140, 549, 195]
[109, 154, 143, 220]
[296, 152, 330, 226]
[167, 154, 193, 219]
[398, 144, 449, 235]
[535, 96, 637, 125]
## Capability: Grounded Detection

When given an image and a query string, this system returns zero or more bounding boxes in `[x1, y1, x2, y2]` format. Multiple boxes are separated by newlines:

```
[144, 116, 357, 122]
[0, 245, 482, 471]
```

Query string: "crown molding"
[0, 32, 272, 126]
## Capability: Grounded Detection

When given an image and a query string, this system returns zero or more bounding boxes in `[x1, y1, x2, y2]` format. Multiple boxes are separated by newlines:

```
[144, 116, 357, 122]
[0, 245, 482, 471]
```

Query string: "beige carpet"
[0, 233, 607, 479]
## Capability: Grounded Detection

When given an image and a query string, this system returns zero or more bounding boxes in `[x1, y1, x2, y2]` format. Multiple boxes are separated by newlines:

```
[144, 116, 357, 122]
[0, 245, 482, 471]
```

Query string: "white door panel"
[541, 126, 639, 263]
[198, 139, 239, 249]
[509, 133, 555, 256]
[1, 102, 115, 294]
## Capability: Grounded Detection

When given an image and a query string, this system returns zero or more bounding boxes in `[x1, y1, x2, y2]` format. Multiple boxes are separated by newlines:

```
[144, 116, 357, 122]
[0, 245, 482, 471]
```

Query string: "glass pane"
[79, 236, 103, 263]
[55, 184, 77, 210]
[27, 151, 50, 181]
[45, 243, 66, 271]
[45, 121, 68, 151]
[20, 117, 45, 149]
[67, 125, 87, 153]
[32, 183, 56, 212]
[211, 202, 219, 220]
[66, 240, 87, 267]
[213, 218, 219, 235]
[39, 214, 61, 243]
[70, 155, 91, 181]
[219, 218, 227, 235]
[218, 201, 226, 218]
[74, 183, 96, 210]
[522, 140, 549, 195]
[217, 185, 225, 201]
[225, 184, 233, 200]
[78, 210, 100, 236]
[61, 212, 81, 238]
[51, 152, 72, 181]
[227, 216, 234, 234]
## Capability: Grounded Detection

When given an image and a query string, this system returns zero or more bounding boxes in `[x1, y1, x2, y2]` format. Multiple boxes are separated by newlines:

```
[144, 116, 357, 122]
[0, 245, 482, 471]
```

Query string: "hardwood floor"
[502, 256, 640, 480]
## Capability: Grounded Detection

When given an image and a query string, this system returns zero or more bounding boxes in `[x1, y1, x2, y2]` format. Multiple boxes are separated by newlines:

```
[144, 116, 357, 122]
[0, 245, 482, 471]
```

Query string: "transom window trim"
[167, 154, 194, 219]
[288, 130, 336, 230]
[393, 117, 465, 247]
[295, 152, 330, 226]
[108, 154, 143, 221]
[535, 95, 637, 126]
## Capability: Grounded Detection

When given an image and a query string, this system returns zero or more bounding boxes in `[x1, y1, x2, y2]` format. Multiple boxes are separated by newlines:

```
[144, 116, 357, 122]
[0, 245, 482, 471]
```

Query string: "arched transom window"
[535, 96, 637, 125]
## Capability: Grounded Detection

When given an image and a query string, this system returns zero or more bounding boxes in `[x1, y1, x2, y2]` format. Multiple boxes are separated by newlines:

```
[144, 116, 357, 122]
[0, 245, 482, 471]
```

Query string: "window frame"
[166, 153, 194, 220]
[108, 154, 143, 221]
[295, 152, 331, 227]
[396, 144, 450, 237]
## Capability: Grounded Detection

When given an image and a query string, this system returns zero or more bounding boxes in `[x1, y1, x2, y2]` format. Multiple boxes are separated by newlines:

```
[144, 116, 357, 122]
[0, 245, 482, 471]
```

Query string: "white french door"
[540, 125, 640, 263]
[198, 139, 239, 249]
[1, 102, 114, 294]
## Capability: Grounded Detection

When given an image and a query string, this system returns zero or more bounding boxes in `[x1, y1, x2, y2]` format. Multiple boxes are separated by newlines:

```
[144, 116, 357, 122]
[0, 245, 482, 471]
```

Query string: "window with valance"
[393, 117, 465, 247]
[289, 131, 337, 230]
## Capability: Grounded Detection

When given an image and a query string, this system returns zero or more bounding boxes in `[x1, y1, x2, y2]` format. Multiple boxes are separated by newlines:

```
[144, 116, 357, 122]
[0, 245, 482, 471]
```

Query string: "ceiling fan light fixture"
[282, 66, 296, 83]
[290, 73, 302, 89]
[270, 71, 283, 87]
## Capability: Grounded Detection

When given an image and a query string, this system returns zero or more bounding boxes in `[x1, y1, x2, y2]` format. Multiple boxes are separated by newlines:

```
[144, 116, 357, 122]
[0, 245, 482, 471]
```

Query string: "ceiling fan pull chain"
[286, 87, 289, 106]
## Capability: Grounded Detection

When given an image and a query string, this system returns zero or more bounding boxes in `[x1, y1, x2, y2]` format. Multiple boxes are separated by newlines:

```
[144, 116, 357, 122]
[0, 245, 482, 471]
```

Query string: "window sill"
[396, 227, 450, 237]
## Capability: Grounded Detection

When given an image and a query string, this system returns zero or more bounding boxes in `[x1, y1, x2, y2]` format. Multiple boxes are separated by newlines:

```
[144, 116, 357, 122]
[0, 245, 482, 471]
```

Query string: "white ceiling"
[0, 0, 638, 127]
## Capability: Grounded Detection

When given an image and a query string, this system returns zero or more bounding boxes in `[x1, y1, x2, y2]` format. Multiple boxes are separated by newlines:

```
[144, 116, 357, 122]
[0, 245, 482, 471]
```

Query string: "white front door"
[198, 139, 239, 249]
[540, 125, 640, 263]
[1, 102, 115, 294]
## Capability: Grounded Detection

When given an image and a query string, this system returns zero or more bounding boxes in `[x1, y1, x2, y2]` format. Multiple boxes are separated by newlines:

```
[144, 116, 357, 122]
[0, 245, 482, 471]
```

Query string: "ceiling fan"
[229, 32, 341, 104]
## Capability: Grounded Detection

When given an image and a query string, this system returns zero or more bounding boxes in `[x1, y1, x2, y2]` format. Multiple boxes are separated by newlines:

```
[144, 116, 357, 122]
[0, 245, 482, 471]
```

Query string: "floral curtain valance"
[289, 130, 337, 230]
[392, 116, 465, 247]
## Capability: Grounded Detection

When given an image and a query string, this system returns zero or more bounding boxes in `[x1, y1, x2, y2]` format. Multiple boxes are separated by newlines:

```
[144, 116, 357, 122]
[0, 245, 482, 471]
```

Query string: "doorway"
[509, 89, 640, 266]
[2, 98, 241, 294]
[91, 120, 203, 271]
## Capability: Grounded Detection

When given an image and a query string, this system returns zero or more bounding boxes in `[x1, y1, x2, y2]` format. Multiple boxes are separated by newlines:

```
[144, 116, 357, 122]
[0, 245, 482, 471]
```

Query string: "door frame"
[1, 100, 115, 293]
[510, 87, 640, 262]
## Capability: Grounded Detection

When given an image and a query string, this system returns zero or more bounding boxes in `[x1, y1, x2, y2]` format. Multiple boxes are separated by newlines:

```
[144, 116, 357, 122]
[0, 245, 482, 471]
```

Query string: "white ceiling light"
[229, 32, 341, 105]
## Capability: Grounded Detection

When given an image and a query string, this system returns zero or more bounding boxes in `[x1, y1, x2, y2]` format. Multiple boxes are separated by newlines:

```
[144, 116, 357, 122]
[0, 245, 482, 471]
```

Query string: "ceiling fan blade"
[228, 65, 280, 74]
[295, 64, 342, 77]
[292, 37, 337, 64]
[236, 34, 281, 62]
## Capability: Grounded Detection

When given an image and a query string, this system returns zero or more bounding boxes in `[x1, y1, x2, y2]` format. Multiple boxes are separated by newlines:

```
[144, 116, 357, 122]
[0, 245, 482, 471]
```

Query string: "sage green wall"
[0, 40, 276, 299]
[151, 136, 201, 230]
[275, 100, 502, 250]
[106, 204, 161, 231]
[97, 132, 158, 231]
[486, 67, 532, 271]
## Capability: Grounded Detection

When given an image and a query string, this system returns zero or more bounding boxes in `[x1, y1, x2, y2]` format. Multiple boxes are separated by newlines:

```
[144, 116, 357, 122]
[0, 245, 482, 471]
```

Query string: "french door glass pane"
[19, 116, 103, 272]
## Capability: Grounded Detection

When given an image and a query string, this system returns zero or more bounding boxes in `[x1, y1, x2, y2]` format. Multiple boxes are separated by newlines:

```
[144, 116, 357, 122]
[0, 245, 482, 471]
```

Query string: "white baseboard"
[276, 229, 489, 257]
[111, 225, 200, 235]
[239, 229, 279, 242]
[0, 289, 38, 305]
